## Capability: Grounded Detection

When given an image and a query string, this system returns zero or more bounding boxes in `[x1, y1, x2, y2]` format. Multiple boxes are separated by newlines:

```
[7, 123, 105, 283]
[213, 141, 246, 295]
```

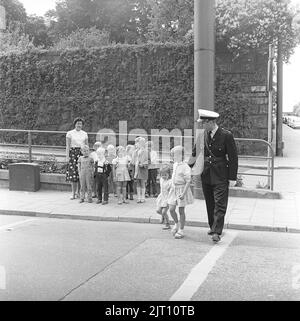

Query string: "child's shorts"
[167, 185, 194, 207]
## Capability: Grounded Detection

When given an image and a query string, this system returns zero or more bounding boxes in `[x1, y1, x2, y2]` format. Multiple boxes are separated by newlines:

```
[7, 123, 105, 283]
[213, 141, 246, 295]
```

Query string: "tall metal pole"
[194, 0, 215, 136]
[276, 38, 283, 156]
[193, 0, 215, 198]
[267, 44, 274, 188]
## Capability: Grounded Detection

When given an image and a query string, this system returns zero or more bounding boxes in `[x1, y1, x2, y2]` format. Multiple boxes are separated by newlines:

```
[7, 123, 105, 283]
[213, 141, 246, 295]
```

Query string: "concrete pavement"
[0, 185, 299, 233]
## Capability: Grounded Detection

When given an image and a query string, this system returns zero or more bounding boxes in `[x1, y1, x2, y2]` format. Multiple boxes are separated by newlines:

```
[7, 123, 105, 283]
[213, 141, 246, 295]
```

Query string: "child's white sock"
[141, 187, 145, 200]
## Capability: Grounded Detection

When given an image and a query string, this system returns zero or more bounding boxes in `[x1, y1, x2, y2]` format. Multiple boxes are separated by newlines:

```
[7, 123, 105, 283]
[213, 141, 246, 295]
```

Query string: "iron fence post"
[28, 130, 32, 162]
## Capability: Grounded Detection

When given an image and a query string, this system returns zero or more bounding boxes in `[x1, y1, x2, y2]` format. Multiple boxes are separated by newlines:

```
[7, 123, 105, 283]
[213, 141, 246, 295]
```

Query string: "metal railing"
[0, 129, 275, 190]
[235, 138, 274, 190]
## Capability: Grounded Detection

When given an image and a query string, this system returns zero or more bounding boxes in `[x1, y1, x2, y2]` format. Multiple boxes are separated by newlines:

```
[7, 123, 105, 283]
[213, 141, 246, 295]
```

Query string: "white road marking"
[0, 218, 37, 291]
[0, 219, 37, 231]
[169, 230, 238, 301]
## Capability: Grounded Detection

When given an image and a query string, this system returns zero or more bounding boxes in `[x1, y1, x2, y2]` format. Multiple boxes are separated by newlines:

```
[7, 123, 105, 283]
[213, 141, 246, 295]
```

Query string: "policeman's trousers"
[201, 181, 229, 235]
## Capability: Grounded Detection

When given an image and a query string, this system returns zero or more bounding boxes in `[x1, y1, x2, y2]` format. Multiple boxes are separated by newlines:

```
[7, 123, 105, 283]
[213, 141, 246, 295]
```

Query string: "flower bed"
[0, 156, 67, 174]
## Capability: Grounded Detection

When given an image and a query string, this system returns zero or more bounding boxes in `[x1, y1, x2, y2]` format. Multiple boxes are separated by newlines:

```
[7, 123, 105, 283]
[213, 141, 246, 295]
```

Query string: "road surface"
[0, 215, 299, 301]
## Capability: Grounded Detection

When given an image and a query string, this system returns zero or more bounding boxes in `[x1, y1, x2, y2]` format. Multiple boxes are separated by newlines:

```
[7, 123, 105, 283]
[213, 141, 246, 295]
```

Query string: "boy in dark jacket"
[95, 147, 112, 205]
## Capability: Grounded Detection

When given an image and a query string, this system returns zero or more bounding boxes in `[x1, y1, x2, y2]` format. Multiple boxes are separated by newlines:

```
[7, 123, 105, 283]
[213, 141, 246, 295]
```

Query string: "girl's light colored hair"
[93, 141, 102, 149]
[107, 144, 115, 151]
[135, 136, 146, 144]
[81, 144, 89, 151]
[126, 144, 135, 153]
[96, 147, 106, 155]
[116, 146, 125, 155]
[160, 163, 171, 178]
[171, 145, 185, 160]
[171, 145, 185, 154]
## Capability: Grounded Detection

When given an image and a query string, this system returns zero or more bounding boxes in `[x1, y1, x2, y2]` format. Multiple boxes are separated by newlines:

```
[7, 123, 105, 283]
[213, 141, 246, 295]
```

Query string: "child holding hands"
[156, 164, 172, 230]
[168, 145, 194, 239]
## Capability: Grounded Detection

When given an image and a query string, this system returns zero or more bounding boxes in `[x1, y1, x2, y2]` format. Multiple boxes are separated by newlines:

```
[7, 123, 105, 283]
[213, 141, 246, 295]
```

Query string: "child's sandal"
[174, 231, 184, 239]
[171, 226, 178, 236]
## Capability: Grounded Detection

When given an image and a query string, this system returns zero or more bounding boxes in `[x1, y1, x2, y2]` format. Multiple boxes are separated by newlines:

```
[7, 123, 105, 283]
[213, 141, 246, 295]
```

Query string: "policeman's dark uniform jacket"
[191, 126, 238, 236]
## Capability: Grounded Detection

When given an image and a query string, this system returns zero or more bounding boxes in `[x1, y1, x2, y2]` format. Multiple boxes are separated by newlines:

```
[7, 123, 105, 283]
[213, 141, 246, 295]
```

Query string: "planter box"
[8, 163, 40, 192]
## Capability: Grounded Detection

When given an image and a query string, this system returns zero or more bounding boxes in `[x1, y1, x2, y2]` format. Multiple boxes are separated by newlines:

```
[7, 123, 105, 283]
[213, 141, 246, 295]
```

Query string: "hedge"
[0, 43, 268, 154]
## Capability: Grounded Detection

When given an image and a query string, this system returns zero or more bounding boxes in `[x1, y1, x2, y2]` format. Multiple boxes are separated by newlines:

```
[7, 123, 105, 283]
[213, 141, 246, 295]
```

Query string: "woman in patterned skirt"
[66, 117, 89, 199]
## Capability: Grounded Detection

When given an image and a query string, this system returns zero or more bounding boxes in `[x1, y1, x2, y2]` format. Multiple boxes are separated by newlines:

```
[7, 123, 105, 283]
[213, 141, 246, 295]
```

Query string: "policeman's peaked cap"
[197, 109, 219, 122]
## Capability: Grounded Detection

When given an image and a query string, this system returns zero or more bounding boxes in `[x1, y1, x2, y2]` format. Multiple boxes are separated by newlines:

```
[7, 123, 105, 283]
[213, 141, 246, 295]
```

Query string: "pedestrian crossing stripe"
[169, 230, 238, 301]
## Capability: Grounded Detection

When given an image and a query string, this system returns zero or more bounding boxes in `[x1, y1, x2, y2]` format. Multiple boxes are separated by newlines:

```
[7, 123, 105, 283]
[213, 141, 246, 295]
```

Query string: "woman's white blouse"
[66, 129, 88, 148]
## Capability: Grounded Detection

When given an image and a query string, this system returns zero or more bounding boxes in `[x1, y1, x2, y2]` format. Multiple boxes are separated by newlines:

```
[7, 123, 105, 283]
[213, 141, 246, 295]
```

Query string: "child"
[112, 146, 131, 205]
[156, 164, 172, 230]
[95, 147, 112, 205]
[145, 141, 159, 198]
[77, 145, 94, 203]
[90, 141, 102, 198]
[106, 144, 117, 198]
[133, 137, 148, 203]
[168, 145, 194, 239]
[126, 144, 135, 200]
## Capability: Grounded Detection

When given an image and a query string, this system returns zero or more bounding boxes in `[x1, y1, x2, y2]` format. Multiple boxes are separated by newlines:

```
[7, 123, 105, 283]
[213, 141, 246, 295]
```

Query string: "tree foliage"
[293, 101, 300, 116]
[52, 27, 111, 50]
[45, 0, 150, 44]
[0, 0, 26, 31]
[0, 26, 35, 55]
[25, 15, 53, 48]
[215, 0, 300, 61]
[0, 0, 299, 62]
[145, 0, 300, 61]
[146, 0, 193, 42]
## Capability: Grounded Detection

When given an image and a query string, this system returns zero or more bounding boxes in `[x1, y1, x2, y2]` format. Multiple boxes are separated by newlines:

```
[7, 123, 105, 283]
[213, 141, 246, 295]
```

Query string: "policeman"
[189, 109, 238, 243]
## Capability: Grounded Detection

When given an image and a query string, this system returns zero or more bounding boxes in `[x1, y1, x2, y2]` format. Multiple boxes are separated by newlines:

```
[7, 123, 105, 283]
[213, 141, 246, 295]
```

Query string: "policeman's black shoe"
[207, 229, 214, 236]
[212, 233, 221, 243]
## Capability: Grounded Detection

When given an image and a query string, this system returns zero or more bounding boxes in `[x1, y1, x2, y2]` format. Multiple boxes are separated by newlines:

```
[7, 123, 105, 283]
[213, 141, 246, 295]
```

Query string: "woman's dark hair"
[73, 117, 84, 127]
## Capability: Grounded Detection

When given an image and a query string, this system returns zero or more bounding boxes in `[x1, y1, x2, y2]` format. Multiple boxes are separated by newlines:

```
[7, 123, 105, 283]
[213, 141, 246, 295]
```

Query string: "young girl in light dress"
[168, 145, 194, 239]
[156, 164, 172, 230]
[132, 137, 148, 203]
[112, 146, 131, 205]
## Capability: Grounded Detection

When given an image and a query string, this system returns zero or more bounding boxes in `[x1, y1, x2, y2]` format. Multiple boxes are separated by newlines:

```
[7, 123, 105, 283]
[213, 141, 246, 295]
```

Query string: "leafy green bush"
[0, 43, 267, 155]
[52, 27, 112, 50]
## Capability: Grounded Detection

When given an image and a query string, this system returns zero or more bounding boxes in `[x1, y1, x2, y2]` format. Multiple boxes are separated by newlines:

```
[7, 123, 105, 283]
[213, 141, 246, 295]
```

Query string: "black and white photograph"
[0, 0, 300, 307]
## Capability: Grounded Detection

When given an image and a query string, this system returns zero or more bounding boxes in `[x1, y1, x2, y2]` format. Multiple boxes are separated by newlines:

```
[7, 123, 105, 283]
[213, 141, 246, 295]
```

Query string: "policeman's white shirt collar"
[210, 125, 219, 138]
